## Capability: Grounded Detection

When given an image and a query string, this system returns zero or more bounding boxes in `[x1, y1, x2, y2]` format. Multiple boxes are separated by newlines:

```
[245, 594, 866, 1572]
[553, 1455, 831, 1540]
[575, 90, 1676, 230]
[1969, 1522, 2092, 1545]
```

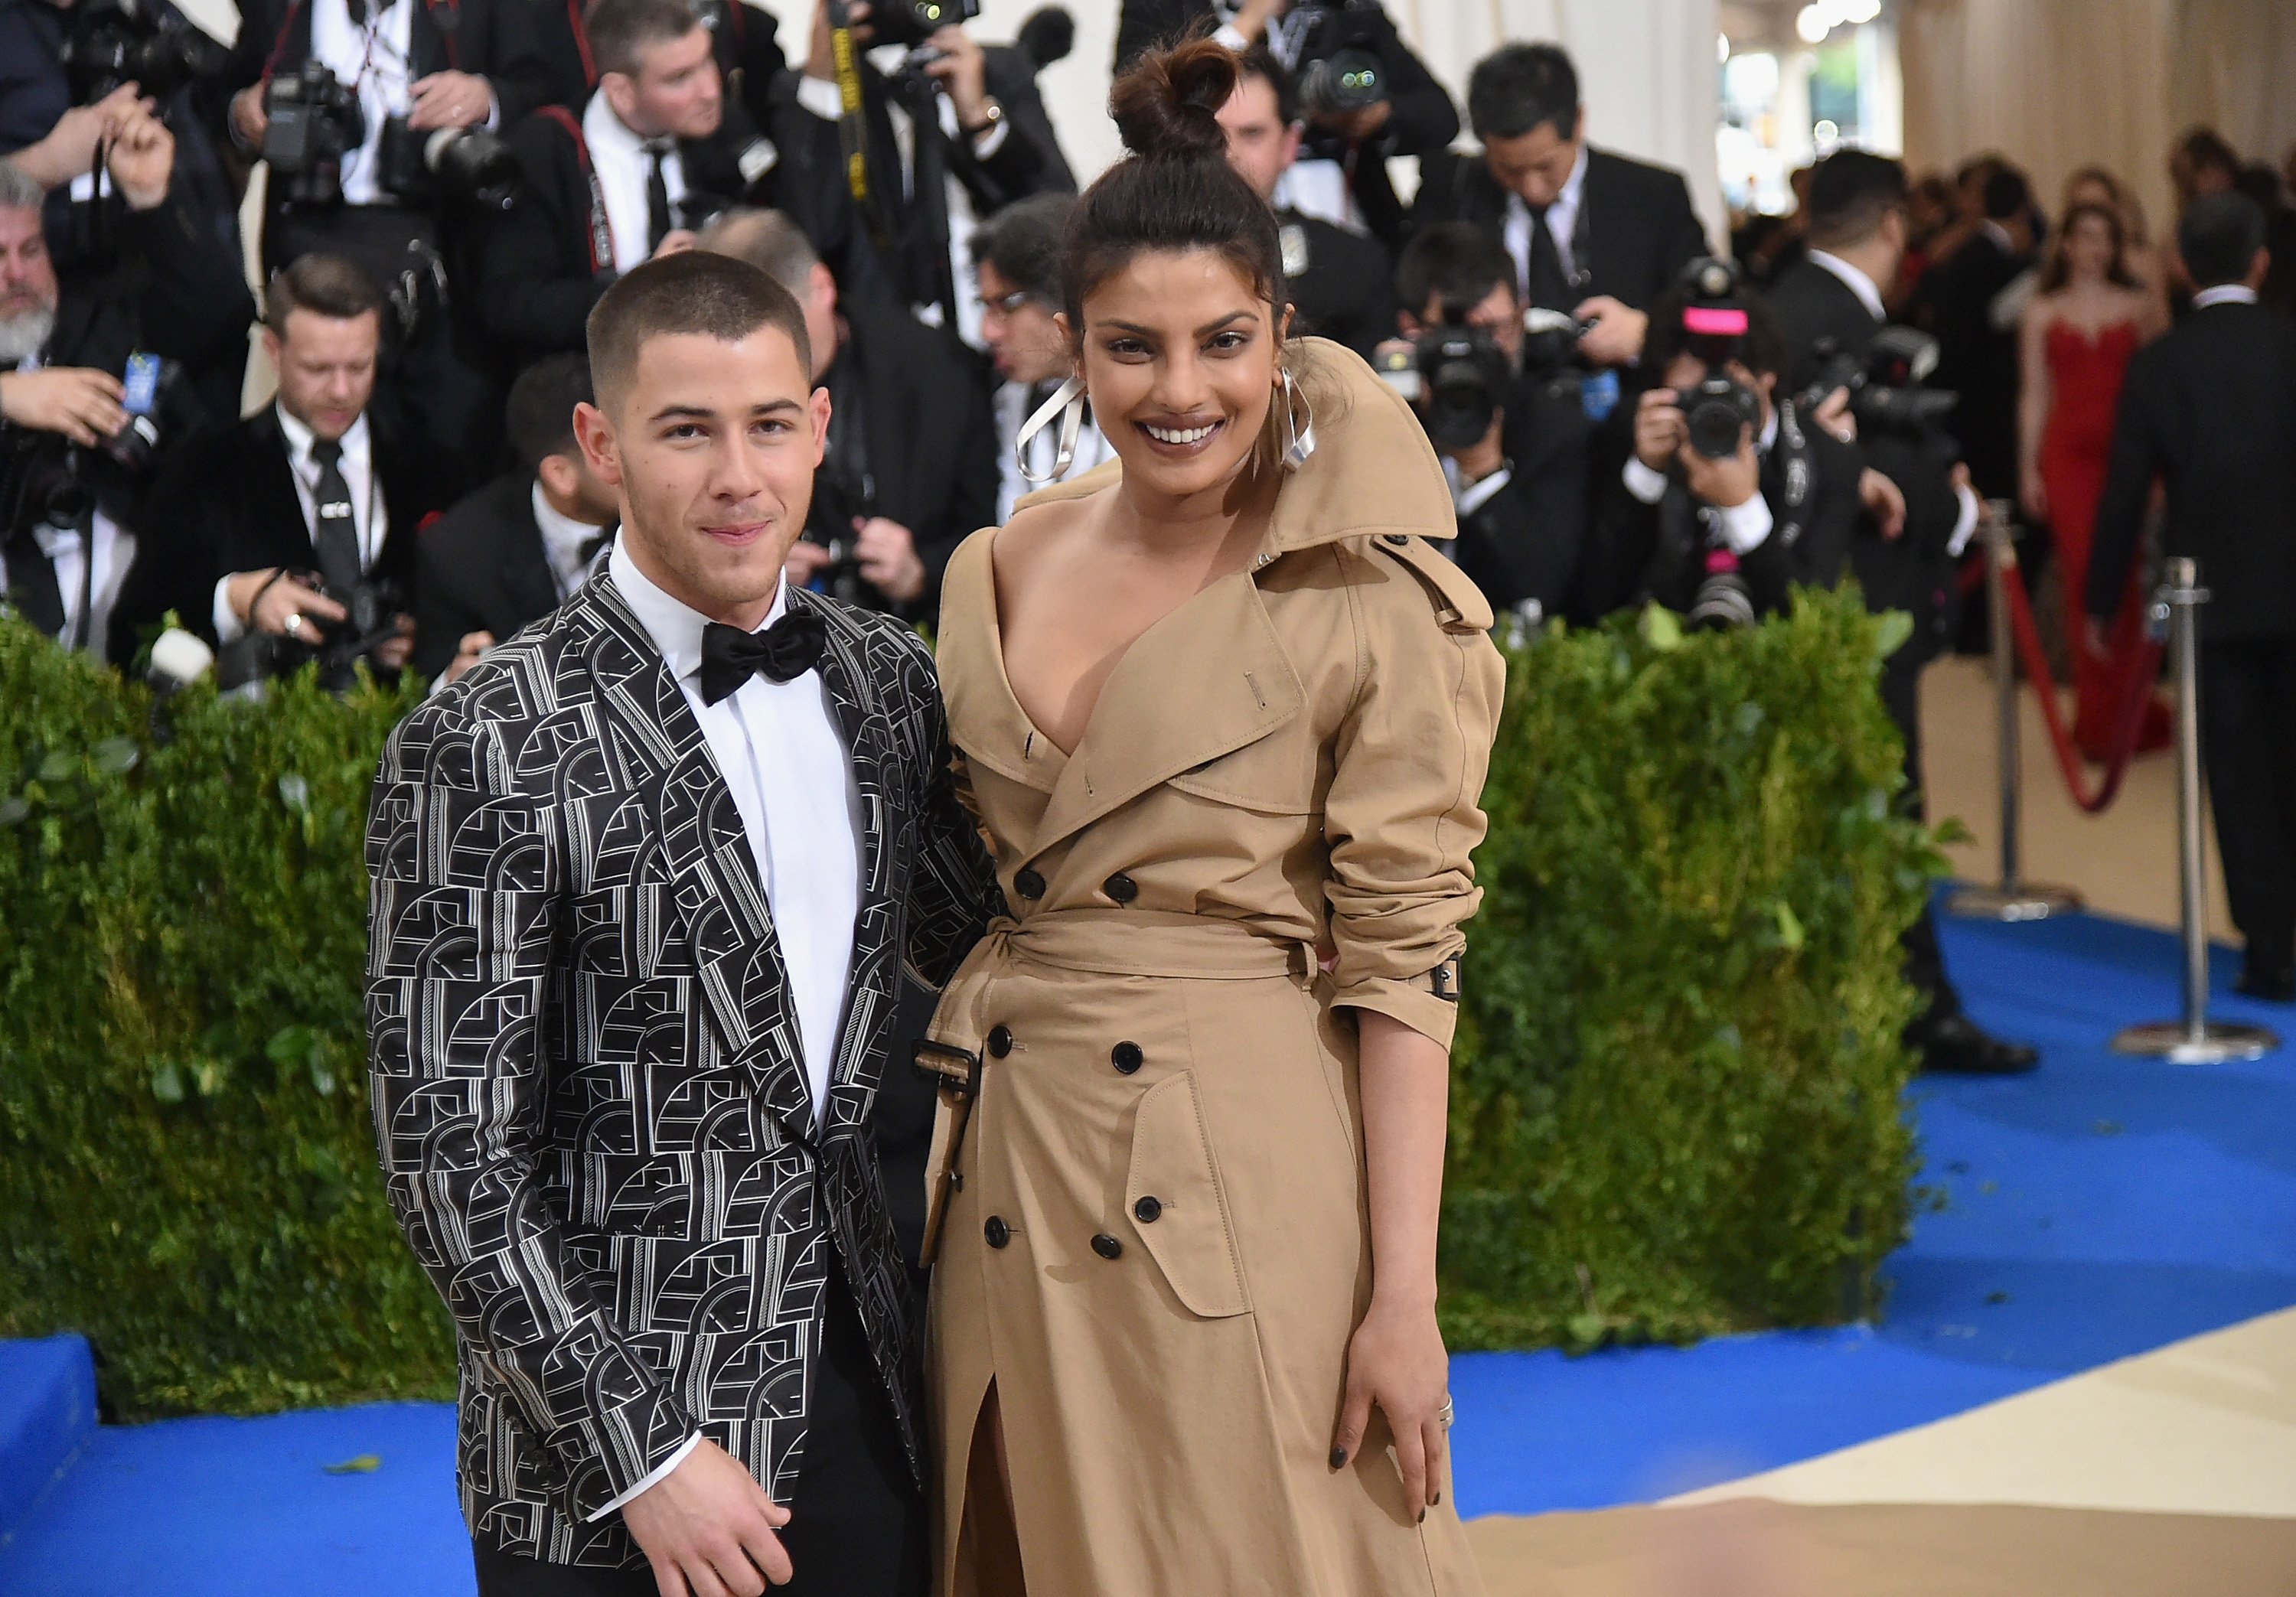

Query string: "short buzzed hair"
[1807, 150, 1910, 250]
[694, 207, 820, 301]
[0, 158, 43, 213]
[505, 353, 593, 469]
[588, 0, 703, 79]
[585, 250, 810, 409]
[264, 252, 383, 334]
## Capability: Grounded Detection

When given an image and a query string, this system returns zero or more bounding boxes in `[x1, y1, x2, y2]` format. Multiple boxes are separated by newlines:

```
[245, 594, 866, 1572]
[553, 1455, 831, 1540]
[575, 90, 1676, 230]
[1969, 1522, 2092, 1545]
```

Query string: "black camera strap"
[823, 0, 893, 255]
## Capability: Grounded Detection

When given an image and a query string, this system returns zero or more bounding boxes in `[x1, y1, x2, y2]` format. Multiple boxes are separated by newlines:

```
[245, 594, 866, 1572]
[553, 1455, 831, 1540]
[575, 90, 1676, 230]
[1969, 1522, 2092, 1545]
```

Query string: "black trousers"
[472, 1266, 928, 1597]
[1880, 646, 1962, 1022]
[2200, 638, 2296, 976]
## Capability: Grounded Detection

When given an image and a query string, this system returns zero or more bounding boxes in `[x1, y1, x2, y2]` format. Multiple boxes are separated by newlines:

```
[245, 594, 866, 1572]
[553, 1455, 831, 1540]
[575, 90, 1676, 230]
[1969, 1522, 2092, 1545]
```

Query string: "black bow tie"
[700, 609, 827, 706]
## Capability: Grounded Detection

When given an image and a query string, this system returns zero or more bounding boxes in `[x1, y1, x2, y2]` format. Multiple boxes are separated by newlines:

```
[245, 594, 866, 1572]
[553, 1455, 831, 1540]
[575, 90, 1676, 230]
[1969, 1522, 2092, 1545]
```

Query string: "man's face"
[1481, 109, 1583, 209]
[0, 204, 60, 342]
[540, 445, 622, 524]
[1217, 73, 1300, 206]
[577, 326, 830, 627]
[977, 259, 1068, 386]
[609, 27, 722, 142]
[265, 308, 380, 441]
[1404, 281, 1523, 366]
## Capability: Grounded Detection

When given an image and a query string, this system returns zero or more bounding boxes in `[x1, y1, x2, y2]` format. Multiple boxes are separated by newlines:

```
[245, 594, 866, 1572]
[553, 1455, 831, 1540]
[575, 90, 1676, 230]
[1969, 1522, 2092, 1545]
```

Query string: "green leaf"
[322, 1454, 382, 1475]
[1772, 899, 1805, 951]
[1564, 1312, 1609, 1349]
[90, 737, 140, 777]
[1636, 602, 1684, 653]
[266, 1025, 320, 1068]
[38, 751, 73, 784]
[0, 796, 27, 826]
[309, 1061, 336, 1097]
[1932, 815, 1975, 846]
[150, 1063, 185, 1104]
[1872, 608, 1914, 660]
[278, 773, 311, 815]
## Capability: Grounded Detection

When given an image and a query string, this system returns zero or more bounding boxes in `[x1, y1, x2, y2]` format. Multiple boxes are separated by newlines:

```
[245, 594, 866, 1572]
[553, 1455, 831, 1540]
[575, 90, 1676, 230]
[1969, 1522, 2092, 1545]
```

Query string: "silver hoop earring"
[1016, 375, 1088, 484]
[1280, 368, 1316, 470]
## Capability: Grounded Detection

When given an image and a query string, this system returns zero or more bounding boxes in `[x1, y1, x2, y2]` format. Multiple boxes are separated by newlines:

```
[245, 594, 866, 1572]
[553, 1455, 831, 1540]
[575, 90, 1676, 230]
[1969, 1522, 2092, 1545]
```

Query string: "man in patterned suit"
[365, 249, 1001, 1596]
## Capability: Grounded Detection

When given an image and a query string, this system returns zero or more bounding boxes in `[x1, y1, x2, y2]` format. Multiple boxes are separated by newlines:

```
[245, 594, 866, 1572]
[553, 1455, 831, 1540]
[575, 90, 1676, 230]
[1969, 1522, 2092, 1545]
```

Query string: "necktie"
[1525, 203, 1573, 312]
[310, 438, 364, 593]
[699, 609, 828, 706]
[3, 525, 67, 638]
[644, 142, 673, 254]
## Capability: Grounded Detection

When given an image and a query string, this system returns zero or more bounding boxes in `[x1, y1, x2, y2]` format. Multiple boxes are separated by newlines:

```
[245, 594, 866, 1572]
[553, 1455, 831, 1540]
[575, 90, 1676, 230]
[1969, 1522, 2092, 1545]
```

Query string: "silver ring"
[285, 612, 305, 637]
[1438, 1395, 1454, 1429]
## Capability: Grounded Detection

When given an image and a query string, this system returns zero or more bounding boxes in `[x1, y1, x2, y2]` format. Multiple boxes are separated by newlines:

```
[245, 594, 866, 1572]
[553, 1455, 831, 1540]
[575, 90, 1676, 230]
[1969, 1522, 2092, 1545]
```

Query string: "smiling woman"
[918, 33, 1502, 1597]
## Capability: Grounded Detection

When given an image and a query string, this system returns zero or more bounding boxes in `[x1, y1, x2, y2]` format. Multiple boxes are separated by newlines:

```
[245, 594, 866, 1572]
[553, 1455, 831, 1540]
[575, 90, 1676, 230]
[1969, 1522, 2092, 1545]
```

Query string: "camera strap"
[822, 0, 893, 254]
[1771, 401, 1815, 551]
[538, 106, 613, 274]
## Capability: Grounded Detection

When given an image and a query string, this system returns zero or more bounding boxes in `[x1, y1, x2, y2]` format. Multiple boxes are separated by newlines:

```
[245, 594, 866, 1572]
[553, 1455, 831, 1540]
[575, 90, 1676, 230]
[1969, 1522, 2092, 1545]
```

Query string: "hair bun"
[1108, 35, 1238, 164]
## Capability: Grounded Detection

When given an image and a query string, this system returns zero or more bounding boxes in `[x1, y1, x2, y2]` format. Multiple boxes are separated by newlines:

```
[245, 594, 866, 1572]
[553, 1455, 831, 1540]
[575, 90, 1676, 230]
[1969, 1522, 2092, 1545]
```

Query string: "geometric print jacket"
[364, 572, 1002, 1566]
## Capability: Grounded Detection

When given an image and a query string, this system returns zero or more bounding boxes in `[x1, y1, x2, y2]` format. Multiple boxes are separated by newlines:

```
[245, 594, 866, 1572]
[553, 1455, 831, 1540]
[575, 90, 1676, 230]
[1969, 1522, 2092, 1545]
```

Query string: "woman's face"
[2066, 176, 2115, 216]
[1071, 249, 1283, 503]
[2066, 212, 2116, 282]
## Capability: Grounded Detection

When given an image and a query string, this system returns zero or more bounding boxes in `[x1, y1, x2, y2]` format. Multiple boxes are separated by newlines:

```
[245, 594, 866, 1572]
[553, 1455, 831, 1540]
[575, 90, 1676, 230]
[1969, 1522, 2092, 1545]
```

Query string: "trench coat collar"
[944, 339, 1454, 857]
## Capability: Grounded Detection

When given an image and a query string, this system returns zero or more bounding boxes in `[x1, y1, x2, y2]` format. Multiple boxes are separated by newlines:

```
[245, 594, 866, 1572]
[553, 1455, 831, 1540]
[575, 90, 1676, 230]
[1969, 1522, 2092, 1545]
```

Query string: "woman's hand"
[1332, 1296, 1451, 1517]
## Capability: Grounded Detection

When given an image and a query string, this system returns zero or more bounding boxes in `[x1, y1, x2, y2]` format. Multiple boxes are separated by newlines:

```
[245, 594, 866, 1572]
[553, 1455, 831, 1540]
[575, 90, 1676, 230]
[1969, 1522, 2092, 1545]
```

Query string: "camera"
[1796, 328, 1958, 438]
[217, 575, 409, 694]
[5, 354, 184, 538]
[1520, 306, 1595, 378]
[377, 116, 519, 211]
[1375, 321, 1510, 452]
[865, 0, 981, 48]
[60, 0, 224, 104]
[1292, 1, 1388, 119]
[1684, 372, 1761, 460]
[263, 61, 364, 209]
[1687, 546, 1757, 631]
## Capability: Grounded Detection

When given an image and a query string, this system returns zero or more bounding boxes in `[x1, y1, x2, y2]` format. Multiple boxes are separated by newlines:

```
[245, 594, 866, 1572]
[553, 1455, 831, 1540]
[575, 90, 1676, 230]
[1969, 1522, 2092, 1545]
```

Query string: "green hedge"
[0, 592, 1932, 1419]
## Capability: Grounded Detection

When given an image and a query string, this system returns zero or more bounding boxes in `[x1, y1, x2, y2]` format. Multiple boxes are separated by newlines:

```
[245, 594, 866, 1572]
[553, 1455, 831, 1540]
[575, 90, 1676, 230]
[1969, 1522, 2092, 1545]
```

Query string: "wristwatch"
[961, 98, 1005, 139]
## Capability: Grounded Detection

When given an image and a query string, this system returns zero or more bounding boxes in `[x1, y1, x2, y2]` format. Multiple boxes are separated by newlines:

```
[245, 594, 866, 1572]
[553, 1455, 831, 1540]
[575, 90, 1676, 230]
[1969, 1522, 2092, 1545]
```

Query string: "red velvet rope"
[1992, 546, 2166, 814]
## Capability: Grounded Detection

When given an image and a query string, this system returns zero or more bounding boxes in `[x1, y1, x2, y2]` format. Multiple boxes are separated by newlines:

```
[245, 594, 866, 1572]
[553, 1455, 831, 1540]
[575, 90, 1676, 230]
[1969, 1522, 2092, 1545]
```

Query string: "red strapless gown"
[2041, 319, 2167, 758]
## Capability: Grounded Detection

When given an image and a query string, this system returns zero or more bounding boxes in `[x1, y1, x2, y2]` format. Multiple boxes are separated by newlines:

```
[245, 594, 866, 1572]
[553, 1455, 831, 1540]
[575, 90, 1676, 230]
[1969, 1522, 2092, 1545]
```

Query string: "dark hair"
[1062, 37, 1287, 327]
[1981, 165, 2031, 222]
[505, 354, 594, 471]
[1806, 149, 1908, 250]
[2234, 161, 2285, 211]
[1466, 42, 1577, 144]
[1233, 44, 1299, 127]
[1643, 283, 1788, 383]
[1955, 153, 2004, 191]
[2176, 126, 2242, 181]
[2178, 191, 2267, 288]
[588, 0, 702, 79]
[586, 251, 810, 406]
[2039, 203, 2135, 294]
[264, 253, 383, 334]
[972, 193, 1075, 301]
[1394, 222, 1515, 320]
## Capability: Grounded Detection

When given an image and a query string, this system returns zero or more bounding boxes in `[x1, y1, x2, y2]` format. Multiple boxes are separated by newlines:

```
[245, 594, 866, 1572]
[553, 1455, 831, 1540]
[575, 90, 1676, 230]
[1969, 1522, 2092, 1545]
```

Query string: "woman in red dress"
[2018, 200, 2169, 759]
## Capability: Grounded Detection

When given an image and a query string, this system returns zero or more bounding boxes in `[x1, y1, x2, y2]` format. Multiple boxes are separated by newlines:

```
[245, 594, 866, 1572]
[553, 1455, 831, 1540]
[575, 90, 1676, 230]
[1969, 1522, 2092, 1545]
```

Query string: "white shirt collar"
[532, 480, 611, 587]
[2193, 283, 2259, 309]
[1557, 142, 1589, 212]
[582, 89, 659, 164]
[275, 403, 371, 473]
[1807, 249, 1887, 322]
[608, 537, 788, 686]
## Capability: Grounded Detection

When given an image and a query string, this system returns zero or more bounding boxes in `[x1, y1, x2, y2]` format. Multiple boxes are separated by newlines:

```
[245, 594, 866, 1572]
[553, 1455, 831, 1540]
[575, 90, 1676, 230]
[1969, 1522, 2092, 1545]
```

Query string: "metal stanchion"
[1949, 500, 2082, 921]
[2112, 557, 2278, 1064]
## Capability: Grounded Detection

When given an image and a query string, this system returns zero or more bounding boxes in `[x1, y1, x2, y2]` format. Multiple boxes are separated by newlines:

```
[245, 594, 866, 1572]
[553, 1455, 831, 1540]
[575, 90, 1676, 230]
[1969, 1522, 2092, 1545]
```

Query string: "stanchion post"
[2112, 556, 2278, 1064]
[1949, 500, 2082, 921]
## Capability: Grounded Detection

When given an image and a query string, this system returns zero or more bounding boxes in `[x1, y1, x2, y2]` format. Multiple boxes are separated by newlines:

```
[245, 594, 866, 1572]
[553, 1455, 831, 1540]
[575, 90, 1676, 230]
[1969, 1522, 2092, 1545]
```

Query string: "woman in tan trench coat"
[917, 39, 1503, 1597]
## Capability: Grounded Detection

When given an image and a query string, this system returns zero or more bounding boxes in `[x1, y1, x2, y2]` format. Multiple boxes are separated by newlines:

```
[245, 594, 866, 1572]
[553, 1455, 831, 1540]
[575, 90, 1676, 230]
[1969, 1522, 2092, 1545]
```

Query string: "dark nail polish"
[1417, 1508, 1427, 1524]
[1433, 1489, 1442, 1507]
[1329, 1447, 1347, 1470]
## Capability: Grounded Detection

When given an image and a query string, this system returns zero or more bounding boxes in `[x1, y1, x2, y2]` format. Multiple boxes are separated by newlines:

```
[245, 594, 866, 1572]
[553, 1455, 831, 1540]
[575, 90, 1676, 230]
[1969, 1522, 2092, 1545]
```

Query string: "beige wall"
[1900, 0, 2296, 241]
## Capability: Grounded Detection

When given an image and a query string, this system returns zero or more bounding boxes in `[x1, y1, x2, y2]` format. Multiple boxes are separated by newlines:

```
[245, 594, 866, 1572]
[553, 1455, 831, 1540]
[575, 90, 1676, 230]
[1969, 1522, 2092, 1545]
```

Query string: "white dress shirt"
[213, 406, 389, 644]
[1503, 142, 1590, 299]
[582, 90, 687, 274]
[994, 380, 1115, 523]
[530, 482, 609, 601]
[2, 353, 135, 659]
[308, 0, 498, 207]
[2193, 283, 2260, 309]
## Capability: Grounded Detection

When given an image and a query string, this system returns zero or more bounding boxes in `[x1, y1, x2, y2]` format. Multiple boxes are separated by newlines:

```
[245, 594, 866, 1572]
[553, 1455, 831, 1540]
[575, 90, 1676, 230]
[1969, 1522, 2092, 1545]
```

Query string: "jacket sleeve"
[365, 697, 703, 1517]
[411, 519, 484, 681]
[1366, 11, 1459, 157]
[475, 0, 553, 128]
[889, 627, 1001, 989]
[478, 117, 612, 357]
[1322, 540, 1505, 1048]
[1114, 0, 1201, 71]
[1649, 169, 1711, 304]
[2088, 352, 2162, 624]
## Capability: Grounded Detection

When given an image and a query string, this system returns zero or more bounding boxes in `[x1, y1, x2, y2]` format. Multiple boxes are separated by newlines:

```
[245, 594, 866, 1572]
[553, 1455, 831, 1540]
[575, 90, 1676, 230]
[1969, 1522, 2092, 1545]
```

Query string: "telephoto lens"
[1688, 547, 1758, 631]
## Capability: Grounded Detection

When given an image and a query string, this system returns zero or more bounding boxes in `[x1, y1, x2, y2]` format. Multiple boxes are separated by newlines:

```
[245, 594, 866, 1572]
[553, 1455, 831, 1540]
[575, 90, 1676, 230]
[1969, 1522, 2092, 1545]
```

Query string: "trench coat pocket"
[1124, 1073, 1252, 1318]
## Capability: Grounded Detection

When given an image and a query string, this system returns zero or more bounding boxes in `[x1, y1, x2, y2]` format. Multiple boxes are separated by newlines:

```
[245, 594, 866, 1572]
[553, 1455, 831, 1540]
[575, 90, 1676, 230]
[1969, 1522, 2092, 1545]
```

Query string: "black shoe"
[2236, 966, 2296, 1002]
[1913, 1012, 2040, 1075]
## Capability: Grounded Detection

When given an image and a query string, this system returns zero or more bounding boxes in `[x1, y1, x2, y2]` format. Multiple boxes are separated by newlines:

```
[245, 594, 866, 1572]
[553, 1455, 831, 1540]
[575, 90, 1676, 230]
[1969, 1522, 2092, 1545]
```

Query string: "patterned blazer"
[365, 572, 1001, 1566]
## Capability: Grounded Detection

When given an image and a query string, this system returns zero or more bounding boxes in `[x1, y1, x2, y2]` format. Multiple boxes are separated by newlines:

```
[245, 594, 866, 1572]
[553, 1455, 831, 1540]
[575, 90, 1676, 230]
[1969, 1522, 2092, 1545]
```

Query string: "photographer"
[1585, 265, 1864, 623]
[696, 205, 996, 616]
[199, 0, 550, 486]
[535, 0, 788, 136]
[112, 253, 444, 682]
[480, 0, 781, 369]
[771, 0, 1074, 346]
[0, 116, 252, 660]
[1412, 42, 1708, 378]
[1117, 0, 1456, 248]
[414, 352, 615, 683]
[1217, 45, 1395, 360]
[1770, 148, 2035, 1077]
[1379, 220, 1587, 625]
[2089, 194, 2296, 1002]
[970, 194, 1111, 521]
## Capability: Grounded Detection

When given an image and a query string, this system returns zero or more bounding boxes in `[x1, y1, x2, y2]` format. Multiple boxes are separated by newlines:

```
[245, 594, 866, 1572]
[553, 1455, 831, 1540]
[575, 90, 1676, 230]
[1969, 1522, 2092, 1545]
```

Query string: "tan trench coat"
[922, 342, 1505, 1596]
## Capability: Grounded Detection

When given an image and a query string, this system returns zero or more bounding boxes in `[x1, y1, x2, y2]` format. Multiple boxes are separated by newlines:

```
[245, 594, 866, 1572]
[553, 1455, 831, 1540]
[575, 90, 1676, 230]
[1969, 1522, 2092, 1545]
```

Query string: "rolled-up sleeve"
[1321, 548, 1506, 1048]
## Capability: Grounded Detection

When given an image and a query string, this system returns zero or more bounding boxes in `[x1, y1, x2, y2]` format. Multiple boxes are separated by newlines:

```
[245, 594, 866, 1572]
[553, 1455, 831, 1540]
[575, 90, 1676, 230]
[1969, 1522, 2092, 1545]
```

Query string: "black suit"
[1411, 146, 1709, 318]
[1282, 209, 1397, 360]
[765, 54, 1071, 330]
[111, 407, 440, 664]
[413, 471, 610, 679]
[478, 103, 778, 365]
[2090, 296, 2296, 977]
[1443, 370, 1591, 620]
[1913, 230, 2027, 499]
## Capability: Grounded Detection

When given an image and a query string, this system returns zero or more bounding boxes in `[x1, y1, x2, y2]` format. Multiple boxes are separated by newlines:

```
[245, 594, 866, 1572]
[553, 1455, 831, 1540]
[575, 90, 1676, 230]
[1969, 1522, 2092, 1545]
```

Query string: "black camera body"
[1798, 328, 1958, 438]
[376, 116, 520, 211]
[263, 61, 365, 208]
[867, 0, 981, 48]
[5, 354, 187, 539]
[1382, 323, 1511, 453]
[1292, 1, 1388, 119]
[1684, 373, 1761, 460]
[60, 0, 224, 104]
[217, 575, 409, 694]
[1520, 306, 1595, 379]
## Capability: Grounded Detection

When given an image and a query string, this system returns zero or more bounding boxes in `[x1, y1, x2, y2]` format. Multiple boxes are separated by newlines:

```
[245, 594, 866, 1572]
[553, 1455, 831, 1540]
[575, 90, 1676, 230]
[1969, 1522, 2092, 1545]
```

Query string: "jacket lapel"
[576, 575, 818, 1149]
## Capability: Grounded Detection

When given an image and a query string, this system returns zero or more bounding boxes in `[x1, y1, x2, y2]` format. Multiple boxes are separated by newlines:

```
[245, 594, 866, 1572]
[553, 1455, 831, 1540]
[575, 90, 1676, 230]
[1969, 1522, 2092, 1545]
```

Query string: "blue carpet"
[0, 1335, 93, 1550]
[2, 900, 2290, 1590]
